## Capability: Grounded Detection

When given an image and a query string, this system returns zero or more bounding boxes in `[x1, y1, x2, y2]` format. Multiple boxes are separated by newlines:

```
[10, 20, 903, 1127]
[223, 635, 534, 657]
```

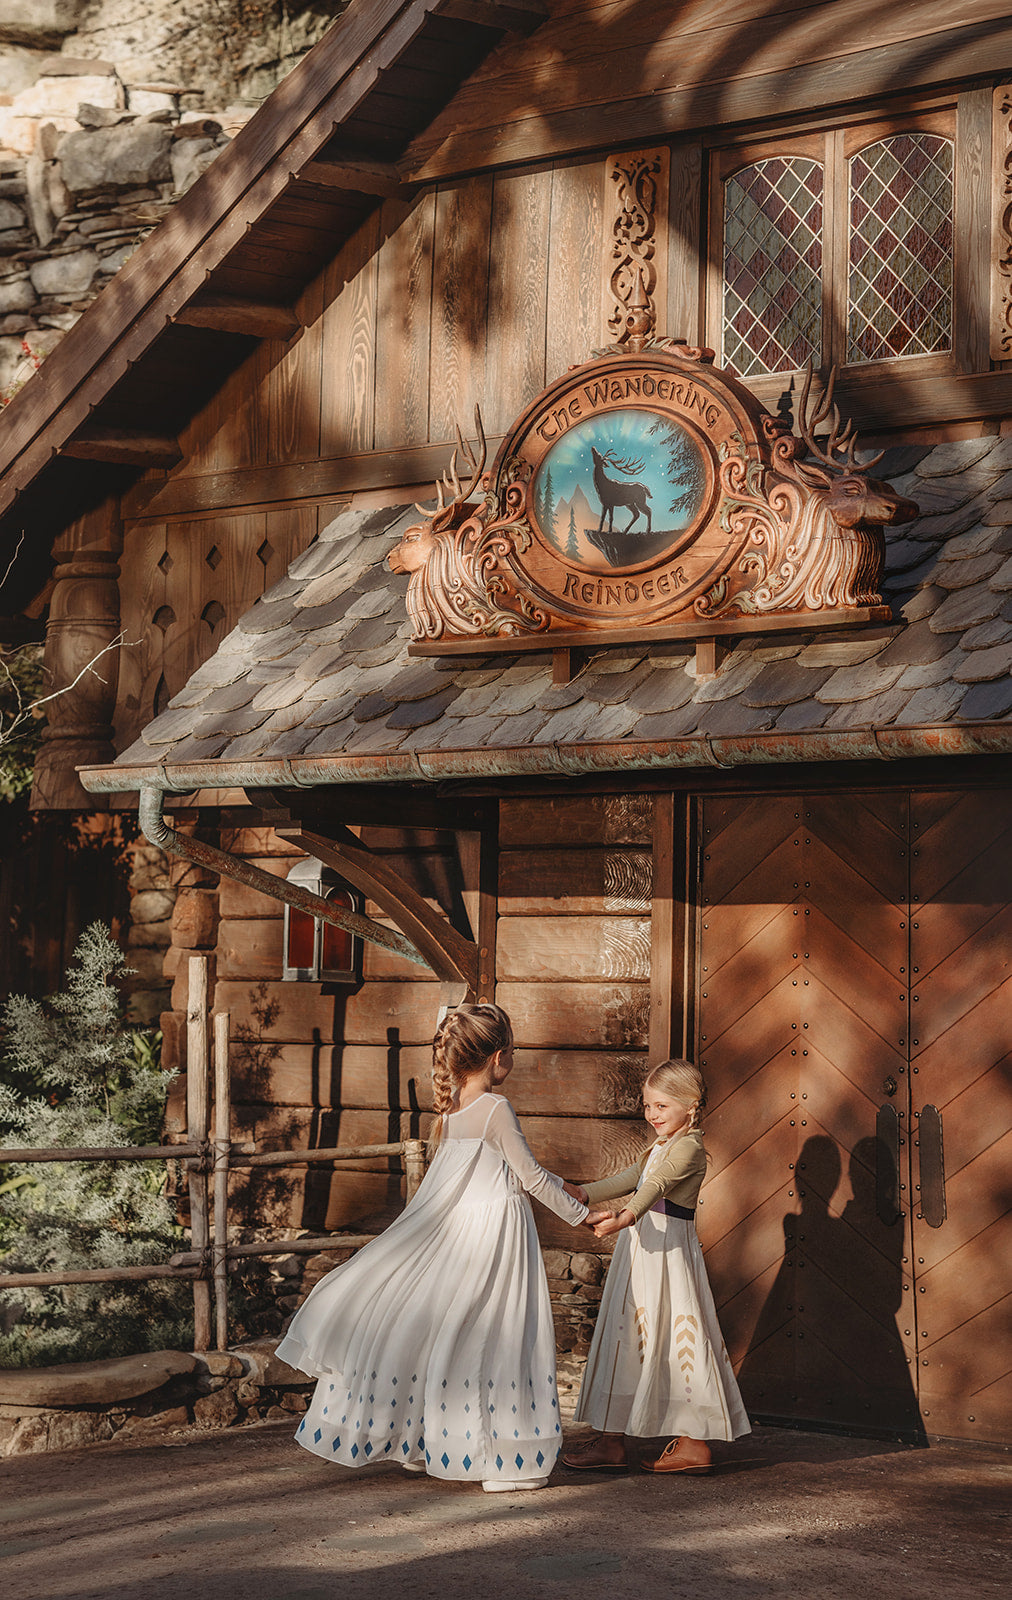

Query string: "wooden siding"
[404, 0, 1012, 177]
[191, 797, 654, 1250]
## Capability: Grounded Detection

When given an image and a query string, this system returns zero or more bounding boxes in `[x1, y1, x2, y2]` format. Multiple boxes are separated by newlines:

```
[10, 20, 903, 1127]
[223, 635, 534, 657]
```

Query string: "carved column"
[991, 85, 1012, 360]
[31, 495, 123, 810]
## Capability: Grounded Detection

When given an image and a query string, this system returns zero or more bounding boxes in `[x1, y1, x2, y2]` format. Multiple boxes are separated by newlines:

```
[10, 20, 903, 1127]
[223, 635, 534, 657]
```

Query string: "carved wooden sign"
[390, 342, 918, 655]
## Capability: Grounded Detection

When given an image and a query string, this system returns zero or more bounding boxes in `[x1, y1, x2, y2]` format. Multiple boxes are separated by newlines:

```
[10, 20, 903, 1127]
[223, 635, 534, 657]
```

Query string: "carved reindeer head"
[795, 365, 919, 529]
[387, 407, 487, 576]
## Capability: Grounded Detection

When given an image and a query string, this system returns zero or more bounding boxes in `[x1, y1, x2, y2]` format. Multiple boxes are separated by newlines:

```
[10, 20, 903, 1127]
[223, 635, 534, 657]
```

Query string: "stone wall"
[0, 1, 347, 395]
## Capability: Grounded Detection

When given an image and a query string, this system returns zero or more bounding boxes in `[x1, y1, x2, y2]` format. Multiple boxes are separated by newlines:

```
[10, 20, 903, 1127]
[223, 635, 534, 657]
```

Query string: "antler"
[414, 405, 488, 523]
[796, 361, 883, 473]
[603, 451, 646, 475]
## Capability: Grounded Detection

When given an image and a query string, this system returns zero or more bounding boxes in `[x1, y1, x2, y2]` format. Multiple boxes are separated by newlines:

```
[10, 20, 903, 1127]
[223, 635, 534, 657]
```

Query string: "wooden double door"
[695, 786, 1011, 1443]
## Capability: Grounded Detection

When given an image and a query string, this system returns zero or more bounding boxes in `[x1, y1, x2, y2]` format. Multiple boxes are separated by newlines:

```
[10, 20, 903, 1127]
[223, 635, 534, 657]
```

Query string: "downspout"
[138, 783, 428, 969]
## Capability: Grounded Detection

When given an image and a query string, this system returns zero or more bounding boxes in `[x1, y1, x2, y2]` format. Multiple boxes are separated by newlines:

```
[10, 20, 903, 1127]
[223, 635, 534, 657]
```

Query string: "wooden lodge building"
[0, 2, 1010, 1445]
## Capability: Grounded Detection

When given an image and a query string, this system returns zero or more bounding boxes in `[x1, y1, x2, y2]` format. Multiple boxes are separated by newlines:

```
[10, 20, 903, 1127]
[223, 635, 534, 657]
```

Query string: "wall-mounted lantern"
[283, 857, 362, 984]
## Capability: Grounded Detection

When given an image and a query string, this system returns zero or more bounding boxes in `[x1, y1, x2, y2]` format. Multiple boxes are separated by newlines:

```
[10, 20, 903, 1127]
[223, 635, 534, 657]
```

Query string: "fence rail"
[0, 954, 427, 1351]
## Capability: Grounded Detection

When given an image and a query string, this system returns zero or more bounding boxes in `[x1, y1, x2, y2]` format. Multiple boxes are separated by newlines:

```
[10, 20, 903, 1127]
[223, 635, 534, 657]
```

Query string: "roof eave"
[77, 722, 1012, 795]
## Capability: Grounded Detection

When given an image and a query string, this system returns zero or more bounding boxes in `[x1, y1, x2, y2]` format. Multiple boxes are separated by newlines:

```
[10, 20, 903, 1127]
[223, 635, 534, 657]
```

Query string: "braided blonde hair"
[430, 1003, 513, 1147]
[644, 1059, 707, 1132]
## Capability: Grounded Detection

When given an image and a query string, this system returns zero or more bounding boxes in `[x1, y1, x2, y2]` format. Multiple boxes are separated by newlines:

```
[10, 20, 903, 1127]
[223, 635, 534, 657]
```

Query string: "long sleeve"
[583, 1159, 645, 1204]
[583, 1134, 707, 1221]
[483, 1097, 589, 1226]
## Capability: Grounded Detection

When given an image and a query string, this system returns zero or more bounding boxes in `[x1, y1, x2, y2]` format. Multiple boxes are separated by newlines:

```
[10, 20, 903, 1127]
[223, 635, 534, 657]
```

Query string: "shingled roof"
[79, 436, 1012, 795]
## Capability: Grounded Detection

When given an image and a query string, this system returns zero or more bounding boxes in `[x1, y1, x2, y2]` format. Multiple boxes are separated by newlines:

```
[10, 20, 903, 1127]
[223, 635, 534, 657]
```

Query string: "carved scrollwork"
[991, 85, 1012, 360]
[606, 150, 668, 350]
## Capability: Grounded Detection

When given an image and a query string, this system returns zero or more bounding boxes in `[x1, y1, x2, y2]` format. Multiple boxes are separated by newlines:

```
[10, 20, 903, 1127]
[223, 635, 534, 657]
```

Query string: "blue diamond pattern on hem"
[441, 1452, 450, 1469]
[401, 1442, 410, 1455]
[536, 1451, 545, 1468]
[515, 1453, 524, 1470]
[496, 1455, 503, 1471]
[463, 1455, 471, 1471]
[314, 1429, 322, 1444]
[351, 1444, 358, 1459]
[333, 1438, 341, 1452]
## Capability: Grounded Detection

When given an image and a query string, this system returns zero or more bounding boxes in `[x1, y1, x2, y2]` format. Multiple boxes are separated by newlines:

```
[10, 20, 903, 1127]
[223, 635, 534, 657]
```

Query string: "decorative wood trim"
[605, 148, 669, 349]
[991, 83, 1012, 360]
[279, 824, 480, 991]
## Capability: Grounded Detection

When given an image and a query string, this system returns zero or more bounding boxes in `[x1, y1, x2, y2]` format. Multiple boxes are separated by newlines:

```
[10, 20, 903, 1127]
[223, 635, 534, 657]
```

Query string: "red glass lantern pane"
[287, 907, 316, 970]
[322, 889, 355, 973]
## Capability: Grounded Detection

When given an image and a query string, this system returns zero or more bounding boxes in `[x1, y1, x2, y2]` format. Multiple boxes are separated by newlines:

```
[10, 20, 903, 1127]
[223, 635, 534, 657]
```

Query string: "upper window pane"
[848, 133, 954, 364]
[722, 156, 824, 379]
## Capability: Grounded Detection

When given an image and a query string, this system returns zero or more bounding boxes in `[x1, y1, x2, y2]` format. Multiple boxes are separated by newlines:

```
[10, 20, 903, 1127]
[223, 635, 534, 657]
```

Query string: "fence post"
[186, 955, 212, 1352]
[213, 1010, 231, 1352]
[404, 1138, 426, 1202]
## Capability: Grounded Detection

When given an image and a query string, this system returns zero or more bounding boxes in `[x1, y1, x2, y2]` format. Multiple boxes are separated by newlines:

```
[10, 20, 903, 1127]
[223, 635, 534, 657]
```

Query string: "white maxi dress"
[276, 1092, 589, 1485]
[575, 1141, 751, 1440]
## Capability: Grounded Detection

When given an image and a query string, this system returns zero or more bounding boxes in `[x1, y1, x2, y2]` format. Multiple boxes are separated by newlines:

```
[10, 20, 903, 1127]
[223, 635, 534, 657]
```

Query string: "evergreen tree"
[0, 924, 190, 1366]
[566, 503, 580, 558]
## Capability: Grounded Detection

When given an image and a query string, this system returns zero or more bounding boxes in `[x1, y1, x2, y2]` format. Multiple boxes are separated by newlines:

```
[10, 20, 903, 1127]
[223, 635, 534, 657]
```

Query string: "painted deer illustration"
[590, 447, 653, 535]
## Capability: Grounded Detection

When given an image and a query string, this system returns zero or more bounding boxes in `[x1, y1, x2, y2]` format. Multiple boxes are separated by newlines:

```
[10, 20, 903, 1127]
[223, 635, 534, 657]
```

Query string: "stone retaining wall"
[0, 2, 347, 396]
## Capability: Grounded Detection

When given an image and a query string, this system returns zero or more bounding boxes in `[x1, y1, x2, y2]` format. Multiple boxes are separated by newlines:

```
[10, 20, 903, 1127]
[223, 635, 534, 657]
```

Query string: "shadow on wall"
[737, 1133, 926, 1442]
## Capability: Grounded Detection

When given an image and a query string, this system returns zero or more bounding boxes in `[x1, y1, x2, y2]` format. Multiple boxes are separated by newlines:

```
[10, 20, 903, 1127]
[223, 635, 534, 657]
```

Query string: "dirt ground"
[1, 1420, 1009, 1600]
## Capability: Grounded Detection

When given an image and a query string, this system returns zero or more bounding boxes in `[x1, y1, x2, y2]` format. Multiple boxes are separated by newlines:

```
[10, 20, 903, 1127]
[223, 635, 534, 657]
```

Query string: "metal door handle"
[916, 1104, 946, 1227]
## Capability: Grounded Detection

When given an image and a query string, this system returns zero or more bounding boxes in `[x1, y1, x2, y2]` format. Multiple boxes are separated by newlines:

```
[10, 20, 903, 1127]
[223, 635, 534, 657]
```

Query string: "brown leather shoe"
[640, 1436, 713, 1474]
[561, 1433, 628, 1470]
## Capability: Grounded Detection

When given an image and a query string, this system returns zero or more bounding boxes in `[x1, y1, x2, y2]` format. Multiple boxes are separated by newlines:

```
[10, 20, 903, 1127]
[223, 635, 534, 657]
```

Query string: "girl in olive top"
[564, 1060, 750, 1475]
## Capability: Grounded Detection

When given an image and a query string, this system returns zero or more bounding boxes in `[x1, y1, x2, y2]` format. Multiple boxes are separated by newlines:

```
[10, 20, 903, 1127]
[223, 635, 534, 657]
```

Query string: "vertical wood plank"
[547, 156, 604, 377]
[650, 792, 694, 1063]
[429, 175, 493, 443]
[667, 140, 703, 344]
[266, 273, 324, 466]
[187, 955, 212, 1353]
[485, 166, 552, 433]
[955, 85, 992, 373]
[319, 211, 380, 459]
[374, 190, 436, 451]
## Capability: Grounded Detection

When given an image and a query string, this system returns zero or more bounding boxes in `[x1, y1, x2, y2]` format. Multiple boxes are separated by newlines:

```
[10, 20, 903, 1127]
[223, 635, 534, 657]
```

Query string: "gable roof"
[80, 436, 1012, 796]
[0, 0, 542, 588]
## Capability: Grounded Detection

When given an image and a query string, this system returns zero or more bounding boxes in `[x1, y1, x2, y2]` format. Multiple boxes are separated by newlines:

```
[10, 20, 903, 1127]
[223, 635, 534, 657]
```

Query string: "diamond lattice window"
[722, 157, 824, 379]
[847, 133, 954, 364]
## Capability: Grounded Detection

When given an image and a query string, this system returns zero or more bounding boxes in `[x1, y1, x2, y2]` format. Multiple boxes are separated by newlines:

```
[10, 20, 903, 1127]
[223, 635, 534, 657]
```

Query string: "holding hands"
[586, 1207, 635, 1239]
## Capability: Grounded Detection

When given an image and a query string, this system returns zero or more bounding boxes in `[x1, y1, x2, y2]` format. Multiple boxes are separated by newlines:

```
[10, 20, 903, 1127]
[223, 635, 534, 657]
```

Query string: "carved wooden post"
[404, 1138, 426, 1202]
[187, 955, 212, 1353]
[605, 148, 669, 349]
[212, 1009, 231, 1352]
[30, 494, 123, 810]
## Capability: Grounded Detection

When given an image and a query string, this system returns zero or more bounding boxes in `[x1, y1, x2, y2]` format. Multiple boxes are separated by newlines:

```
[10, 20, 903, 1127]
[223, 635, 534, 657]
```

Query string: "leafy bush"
[0, 923, 191, 1366]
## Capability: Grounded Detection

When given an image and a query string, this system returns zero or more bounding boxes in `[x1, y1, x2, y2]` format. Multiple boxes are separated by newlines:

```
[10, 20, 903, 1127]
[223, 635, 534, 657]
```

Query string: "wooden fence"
[0, 954, 427, 1352]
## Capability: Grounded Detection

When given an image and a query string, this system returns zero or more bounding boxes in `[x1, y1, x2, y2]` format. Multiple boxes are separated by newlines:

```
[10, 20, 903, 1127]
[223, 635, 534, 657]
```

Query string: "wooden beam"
[244, 786, 490, 831]
[60, 428, 182, 468]
[435, 0, 546, 31]
[172, 296, 302, 340]
[279, 824, 480, 992]
[298, 153, 413, 198]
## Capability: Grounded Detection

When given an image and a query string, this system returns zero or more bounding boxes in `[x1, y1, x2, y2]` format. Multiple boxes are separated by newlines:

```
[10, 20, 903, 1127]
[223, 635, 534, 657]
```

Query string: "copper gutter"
[82, 722, 1012, 795]
[138, 785, 427, 967]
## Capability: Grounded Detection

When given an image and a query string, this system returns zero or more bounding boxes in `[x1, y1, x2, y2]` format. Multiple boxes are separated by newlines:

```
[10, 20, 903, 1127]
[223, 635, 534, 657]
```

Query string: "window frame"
[700, 89, 992, 430]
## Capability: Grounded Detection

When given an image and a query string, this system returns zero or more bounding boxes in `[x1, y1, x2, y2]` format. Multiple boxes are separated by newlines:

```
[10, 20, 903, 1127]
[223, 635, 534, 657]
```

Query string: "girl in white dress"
[276, 1003, 590, 1492]
[563, 1060, 750, 1475]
